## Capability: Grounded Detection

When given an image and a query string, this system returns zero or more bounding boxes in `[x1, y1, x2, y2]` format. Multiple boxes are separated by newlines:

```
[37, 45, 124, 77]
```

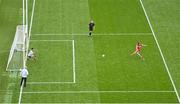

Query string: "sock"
[89, 32, 91, 36]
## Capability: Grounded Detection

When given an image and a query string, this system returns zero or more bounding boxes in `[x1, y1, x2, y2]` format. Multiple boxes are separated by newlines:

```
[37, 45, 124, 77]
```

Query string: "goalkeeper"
[27, 48, 35, 60]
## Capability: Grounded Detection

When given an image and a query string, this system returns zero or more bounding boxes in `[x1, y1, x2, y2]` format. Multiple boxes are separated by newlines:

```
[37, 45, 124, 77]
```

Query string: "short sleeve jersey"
[28, 50, 34, 56]
[136, 44, 142, 52]
[89, 22, 95, 31]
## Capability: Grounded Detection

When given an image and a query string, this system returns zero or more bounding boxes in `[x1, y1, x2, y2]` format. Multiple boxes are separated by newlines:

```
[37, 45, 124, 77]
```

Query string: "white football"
[102, 54, 105, 57]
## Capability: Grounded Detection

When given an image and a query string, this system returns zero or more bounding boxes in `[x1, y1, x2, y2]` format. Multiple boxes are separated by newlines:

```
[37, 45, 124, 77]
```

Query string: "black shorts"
[89, 28, 93, 31]
[28, 56, 32, 58]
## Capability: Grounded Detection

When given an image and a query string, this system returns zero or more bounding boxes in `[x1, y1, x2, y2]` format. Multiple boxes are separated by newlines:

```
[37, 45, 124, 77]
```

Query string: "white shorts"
[28, 54, 34, 58]
[137, 52, 142, 57]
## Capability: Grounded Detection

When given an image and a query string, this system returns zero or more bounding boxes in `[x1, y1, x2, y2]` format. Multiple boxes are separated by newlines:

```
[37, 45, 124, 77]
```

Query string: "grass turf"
[142, 0, 180, 99]
[0, 0, 180, 103]
[0, 0, 23, 103]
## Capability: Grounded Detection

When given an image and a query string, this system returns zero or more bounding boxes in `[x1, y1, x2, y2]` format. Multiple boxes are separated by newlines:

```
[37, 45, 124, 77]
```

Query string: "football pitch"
[1, 0, 180, 103]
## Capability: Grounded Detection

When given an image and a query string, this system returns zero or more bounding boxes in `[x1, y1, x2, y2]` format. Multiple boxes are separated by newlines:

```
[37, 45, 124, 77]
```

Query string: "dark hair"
[31, 48, 34, 50]
[137, 42, 140, 45]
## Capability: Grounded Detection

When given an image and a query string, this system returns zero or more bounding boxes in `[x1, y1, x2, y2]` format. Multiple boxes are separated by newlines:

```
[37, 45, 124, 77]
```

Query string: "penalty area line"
[33, 33, 152, 36]
[28, 82, 75, 84]
[30, 40, 73, 42]
[23, 90, 175, 94]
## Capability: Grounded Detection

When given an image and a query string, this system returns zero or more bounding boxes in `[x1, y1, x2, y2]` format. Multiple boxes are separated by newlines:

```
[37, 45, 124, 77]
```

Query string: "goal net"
[6, 25, 28, 71]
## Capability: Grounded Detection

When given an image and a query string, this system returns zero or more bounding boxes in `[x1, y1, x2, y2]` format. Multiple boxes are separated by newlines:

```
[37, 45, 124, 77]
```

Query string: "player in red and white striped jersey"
[131, 41, 147, 60]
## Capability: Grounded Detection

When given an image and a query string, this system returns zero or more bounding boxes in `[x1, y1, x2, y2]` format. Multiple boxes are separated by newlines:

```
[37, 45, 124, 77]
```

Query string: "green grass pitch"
[0, 0, 180, 103]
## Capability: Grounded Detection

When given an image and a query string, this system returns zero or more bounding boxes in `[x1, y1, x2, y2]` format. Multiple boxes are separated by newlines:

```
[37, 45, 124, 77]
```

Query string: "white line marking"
[28, 0, 36, 38]
[22, 0, 25, 33]
[72, 40, 76, 83]
[25, 0, 36, 62]
[30, 40, 73, 42]
[33, 33, 152, 36]
[18, 81, 24, 104]
[140, 0, 180, 102]
[26, 0, 28, 34]
[18, 0, 36, 103]
[28, 40, 75, 84]
[23, 90, 175, 94]
[28, 82, 75, 84]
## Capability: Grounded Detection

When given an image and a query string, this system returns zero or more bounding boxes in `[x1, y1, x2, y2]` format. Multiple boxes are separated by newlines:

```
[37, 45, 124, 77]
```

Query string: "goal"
[6, 25, 28, 71]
